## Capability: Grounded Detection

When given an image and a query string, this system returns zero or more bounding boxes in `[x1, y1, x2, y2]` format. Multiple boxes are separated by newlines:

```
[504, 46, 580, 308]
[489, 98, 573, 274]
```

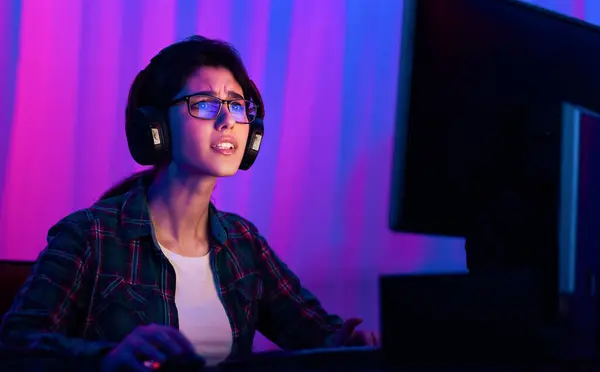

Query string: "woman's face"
[167, 66, 250, 178]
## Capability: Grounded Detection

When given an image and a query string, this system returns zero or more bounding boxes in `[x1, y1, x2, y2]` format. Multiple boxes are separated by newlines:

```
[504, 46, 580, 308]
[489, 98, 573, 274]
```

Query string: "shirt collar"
[120, 175, 228, 245]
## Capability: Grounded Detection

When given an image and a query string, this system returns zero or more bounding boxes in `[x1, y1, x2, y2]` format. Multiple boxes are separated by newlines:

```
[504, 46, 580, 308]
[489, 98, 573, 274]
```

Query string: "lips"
[211, 136, 238, 156]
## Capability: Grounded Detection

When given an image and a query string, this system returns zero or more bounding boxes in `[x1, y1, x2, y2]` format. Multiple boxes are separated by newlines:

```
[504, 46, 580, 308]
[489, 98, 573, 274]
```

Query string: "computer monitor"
[389, 0, 600, 274]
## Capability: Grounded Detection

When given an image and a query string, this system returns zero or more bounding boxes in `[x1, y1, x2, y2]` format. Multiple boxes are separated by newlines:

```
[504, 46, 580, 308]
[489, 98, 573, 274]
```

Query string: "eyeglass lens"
[189, 95, 256, 123]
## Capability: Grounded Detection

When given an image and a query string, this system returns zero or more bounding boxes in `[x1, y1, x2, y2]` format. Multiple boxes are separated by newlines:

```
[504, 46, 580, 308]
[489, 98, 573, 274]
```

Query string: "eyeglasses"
[171, 93, 258, 124]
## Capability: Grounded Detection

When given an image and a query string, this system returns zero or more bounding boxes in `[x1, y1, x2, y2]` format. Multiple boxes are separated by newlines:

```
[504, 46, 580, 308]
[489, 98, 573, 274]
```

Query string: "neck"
[147, 164, 216, 256]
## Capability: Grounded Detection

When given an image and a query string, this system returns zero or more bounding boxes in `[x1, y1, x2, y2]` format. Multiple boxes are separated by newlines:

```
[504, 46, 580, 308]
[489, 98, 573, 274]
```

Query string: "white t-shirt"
[158, 245, 233, 367]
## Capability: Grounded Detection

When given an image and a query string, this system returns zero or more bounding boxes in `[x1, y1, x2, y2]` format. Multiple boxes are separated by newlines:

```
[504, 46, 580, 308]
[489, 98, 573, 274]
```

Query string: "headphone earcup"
[126, 106, 171, 166]
[239, 117, 264, 171]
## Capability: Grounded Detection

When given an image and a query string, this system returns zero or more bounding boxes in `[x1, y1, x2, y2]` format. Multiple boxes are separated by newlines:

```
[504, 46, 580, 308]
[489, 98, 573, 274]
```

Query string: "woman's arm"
[0, 213, 116, 360]
[250, 229, 344, 350]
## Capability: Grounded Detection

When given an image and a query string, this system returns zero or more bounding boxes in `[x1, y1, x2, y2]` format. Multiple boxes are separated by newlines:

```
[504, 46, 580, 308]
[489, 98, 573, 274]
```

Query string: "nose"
[215, 104, 236, 131]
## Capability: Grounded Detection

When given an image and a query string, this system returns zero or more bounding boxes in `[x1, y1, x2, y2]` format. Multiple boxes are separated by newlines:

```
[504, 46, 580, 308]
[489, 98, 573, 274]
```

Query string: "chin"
[212, 168, 239, 177]
[172, 160, 240, 178]
[204, 154, 244, 177]
[204, 162, 242, 178]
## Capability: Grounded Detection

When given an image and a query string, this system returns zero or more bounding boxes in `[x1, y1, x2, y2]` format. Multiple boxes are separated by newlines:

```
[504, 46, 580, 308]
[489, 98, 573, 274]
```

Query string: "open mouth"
[212, 142, 236, 150]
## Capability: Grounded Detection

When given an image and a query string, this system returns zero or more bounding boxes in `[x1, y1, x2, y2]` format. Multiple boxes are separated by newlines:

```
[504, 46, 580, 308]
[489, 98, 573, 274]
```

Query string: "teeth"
[214, 142, 234, 150]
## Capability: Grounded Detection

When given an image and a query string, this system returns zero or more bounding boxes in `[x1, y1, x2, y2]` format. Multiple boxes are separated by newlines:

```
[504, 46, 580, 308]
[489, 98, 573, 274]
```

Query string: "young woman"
[0, 36, 377, 370]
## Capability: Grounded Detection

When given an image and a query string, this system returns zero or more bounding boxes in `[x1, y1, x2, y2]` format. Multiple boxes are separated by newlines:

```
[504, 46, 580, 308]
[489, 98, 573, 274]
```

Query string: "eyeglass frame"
[170, 92, 259, 124]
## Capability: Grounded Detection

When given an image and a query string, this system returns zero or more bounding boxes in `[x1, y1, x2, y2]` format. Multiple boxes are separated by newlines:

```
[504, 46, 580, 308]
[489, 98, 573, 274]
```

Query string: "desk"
[216, 347, 598, 372]
[2, 346, 598, 371]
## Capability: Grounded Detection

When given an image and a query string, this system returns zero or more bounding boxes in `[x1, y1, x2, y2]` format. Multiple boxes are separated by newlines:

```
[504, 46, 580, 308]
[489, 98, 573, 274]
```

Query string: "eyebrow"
[194, 90, 245, 100]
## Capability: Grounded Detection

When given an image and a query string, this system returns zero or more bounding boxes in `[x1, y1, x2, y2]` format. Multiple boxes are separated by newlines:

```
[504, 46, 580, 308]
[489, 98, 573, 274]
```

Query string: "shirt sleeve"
[0, 212, 116, 361]
[249, 227, 344, 350]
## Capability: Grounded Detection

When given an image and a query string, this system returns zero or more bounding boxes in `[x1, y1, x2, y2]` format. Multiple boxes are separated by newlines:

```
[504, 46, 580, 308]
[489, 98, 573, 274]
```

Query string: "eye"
[192, 96, 216, 107]
[191, 97, 220, 109]
[196, 101, 210, 109]
[188, 95, 221, 118]
[229, 101, 245, 113]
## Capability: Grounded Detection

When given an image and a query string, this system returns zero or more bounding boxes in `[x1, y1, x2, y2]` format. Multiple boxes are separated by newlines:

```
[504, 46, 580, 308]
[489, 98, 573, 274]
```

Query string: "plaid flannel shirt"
[0, 177, 343, 362]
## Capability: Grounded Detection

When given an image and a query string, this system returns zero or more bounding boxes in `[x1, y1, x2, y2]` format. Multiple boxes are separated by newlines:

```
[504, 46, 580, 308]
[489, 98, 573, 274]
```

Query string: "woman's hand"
[100, 323, 196, 371]
[331, 318, 379, 347]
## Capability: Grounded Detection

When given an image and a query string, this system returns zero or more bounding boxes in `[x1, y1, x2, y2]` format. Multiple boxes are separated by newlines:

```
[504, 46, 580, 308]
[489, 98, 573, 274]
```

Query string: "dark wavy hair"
[99, 35, 252, 200]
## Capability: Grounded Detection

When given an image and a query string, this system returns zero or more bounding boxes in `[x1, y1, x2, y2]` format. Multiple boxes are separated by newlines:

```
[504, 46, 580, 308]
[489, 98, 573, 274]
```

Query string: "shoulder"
[47, 209, 93, 240]
[212, 207, 291, 267]
[47, 193, 129, 243]
[213, 208, 273, 260]
[215, 209, 261, 239]
[87, 193, 131, 228]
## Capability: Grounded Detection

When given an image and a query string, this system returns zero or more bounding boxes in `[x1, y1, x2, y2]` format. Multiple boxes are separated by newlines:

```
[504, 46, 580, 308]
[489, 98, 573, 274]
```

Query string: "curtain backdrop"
[0, 0, 596, 351]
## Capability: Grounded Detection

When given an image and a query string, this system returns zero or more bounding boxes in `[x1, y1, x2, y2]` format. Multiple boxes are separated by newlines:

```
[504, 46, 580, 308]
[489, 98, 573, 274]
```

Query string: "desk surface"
[217, 347, 598, 371]
[3, 346, 598, 372]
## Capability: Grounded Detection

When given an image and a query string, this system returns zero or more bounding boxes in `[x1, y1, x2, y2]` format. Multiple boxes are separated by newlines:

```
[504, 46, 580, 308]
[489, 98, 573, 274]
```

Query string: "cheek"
[238, 126, 250, 150]
[180, 119, 211, 151]
[169, 112, 194, 152]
